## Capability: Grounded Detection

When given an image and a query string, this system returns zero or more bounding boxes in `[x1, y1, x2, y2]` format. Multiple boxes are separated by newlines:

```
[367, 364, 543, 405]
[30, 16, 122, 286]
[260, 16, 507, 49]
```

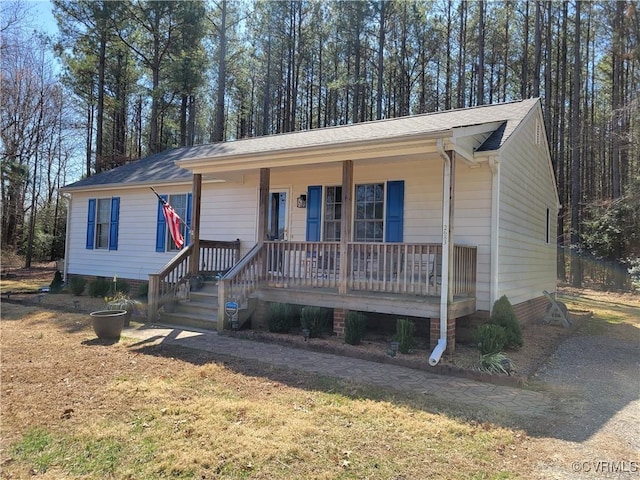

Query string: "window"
[323, 186, 342, 241]
[156, 193, 192, 252]
[354, 183, 384, 242]
[86, 197, 119, 250]
[95, 199, 111, 249]
[167, 194, 188, 251]
[305, 181, 403, 243]
[546, 207, 550, 244]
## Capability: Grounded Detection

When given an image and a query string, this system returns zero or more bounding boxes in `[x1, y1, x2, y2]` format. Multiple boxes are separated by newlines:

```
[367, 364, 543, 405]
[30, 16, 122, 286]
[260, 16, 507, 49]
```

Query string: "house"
[61, 98, 559, 365]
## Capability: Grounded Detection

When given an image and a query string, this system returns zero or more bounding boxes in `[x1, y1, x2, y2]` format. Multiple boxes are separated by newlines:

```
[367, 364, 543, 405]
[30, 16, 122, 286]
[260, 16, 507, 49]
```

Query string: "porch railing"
[258, 241, 476, 297]
[217, 243, 266, 330]
[148, 239, 241, 321]
[183, 240, 476, 329]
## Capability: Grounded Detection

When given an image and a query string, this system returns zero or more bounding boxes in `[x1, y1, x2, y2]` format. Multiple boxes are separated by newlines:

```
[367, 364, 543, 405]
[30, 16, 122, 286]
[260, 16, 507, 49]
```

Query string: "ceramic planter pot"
[90, 310, 126, 339]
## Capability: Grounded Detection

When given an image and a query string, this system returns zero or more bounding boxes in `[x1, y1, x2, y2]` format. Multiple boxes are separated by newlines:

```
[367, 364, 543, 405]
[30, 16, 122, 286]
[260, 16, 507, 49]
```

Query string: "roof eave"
[176, 130, 454, 174]
[60, 177, 192, 194]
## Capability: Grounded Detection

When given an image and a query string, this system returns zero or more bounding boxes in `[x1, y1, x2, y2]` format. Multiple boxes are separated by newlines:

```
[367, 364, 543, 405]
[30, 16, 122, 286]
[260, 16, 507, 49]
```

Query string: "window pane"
[97, 199, 110, 223]
[326, 188, 334, 203]
[326, 206, 334, 221]
[374, 184, 384, 202]
[95, 199, 111, 249]
[366, 203, 374, 219]
[374, 222, 384, 241]
[375, 202, 383, 219]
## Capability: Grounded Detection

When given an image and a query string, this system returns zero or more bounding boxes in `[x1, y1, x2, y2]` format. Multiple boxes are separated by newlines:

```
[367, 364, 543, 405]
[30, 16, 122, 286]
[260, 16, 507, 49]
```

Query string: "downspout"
[429, 139, 454, 366]
[489, 156, 500, 310]
[62, 193, 72, 283]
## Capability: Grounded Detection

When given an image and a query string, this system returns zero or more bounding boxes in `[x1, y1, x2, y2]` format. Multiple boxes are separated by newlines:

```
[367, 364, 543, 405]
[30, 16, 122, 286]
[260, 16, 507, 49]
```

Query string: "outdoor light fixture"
[297, 194, 307, 208]
[389, 340, 399, 357]
[302, 328, 310, 341]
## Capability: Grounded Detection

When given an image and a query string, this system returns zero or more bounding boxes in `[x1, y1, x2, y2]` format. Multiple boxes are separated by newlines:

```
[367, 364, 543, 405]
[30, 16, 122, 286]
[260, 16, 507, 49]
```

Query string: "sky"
[26, 0, 58, 36]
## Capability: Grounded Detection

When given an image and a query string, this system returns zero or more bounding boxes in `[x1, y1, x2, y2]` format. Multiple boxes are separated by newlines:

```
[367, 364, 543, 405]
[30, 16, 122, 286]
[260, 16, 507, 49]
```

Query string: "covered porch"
[149, 125, 490, 360]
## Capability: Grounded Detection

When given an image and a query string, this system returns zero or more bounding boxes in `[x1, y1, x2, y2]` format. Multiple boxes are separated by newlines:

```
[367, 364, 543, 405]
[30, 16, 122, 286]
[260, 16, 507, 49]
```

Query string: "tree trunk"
[95, 31, 107, 172]
[532, 0, 542, 97]
[570, 1, 582, 288]
[375, 0, 385, 120]
[476, 0, 485, 105]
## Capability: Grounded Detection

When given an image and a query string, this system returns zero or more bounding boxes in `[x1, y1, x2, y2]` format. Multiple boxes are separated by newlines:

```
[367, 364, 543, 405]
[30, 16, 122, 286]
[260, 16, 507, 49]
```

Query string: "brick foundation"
[66, 274, 147, 297]
[466, 294, 551, 328]
[430, 316, 456, 354]
[333, 308, 347, 337]
[512, 295, 550, 325]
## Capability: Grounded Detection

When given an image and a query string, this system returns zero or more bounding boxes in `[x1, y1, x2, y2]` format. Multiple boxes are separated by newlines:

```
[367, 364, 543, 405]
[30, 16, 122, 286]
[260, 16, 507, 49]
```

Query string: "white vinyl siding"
[496, 110, 558, 306]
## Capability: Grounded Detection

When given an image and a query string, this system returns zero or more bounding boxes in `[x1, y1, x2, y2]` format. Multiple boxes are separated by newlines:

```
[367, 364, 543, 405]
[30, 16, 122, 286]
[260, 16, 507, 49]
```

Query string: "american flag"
[162, 201, 184, 249]
[151, 188, 185, 249]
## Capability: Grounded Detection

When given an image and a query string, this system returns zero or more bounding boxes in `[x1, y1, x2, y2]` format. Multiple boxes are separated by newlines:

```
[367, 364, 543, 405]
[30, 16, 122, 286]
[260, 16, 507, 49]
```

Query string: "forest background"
[1, 0, 638, 289]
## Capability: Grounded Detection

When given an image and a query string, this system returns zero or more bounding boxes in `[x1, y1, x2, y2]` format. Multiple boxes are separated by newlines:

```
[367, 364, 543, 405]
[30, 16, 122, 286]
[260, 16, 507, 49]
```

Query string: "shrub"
[395, 318, 415, 354]
[476, 352, 516, 374]
[268, 303, 295, 333]
[490, 295, 523, 348]
[88, 278, 111, 298]
[137, 282, 149, 299]
[344, 311, 367, 345]
[475, 324, 507, 354]
[113, 278, 130, 295]
[68, 277, 87, 296]
[300, 306, 330, 338]
[49, 271, 64, 293]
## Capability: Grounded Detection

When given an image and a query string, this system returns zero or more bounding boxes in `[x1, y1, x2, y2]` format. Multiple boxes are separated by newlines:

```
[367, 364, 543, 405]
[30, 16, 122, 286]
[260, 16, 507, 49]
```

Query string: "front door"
[267, 190, 289, 241]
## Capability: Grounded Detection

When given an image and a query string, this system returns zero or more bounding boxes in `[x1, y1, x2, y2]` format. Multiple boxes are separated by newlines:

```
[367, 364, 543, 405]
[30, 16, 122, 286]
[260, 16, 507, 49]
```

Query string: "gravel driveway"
[528, 332, 640, 478]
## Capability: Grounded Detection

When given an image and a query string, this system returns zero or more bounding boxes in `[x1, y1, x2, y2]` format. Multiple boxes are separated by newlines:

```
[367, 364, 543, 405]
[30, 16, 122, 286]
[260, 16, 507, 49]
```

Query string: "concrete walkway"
[124, 325, 554, 418]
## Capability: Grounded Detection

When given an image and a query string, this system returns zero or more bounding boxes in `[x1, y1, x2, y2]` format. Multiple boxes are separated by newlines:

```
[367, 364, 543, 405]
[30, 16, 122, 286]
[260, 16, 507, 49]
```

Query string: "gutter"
[429, 139, 454, 366]
[489, 156, 500, 309]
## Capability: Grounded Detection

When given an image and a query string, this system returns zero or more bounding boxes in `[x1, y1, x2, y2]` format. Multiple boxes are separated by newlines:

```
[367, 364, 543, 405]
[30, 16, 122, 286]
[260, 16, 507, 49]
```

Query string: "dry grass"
[558, 286, 640, 338]
[2, 268, 638, 479]
[1, 303, 528, 479]
[0, 268, 55, 294]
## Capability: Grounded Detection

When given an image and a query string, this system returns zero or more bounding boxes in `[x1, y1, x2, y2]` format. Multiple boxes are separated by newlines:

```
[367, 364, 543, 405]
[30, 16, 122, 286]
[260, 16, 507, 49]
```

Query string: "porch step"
[158, 310, 218, 331]
[157, 281, 219, 330]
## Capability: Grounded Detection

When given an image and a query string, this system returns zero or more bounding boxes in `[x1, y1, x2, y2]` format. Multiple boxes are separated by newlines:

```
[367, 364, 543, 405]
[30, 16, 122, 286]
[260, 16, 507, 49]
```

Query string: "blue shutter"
[86, 198, 96, 249]
[109, 197, 120, 251]
[185, 193, 193, 247]
[385, 180, 404, 243]
[306, 186, 322, 241]
[156, 195, 167, 252]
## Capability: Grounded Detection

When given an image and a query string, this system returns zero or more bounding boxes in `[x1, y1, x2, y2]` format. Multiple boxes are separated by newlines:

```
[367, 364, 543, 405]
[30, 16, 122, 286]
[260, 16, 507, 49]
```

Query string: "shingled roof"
[63, 98, 539, 191]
